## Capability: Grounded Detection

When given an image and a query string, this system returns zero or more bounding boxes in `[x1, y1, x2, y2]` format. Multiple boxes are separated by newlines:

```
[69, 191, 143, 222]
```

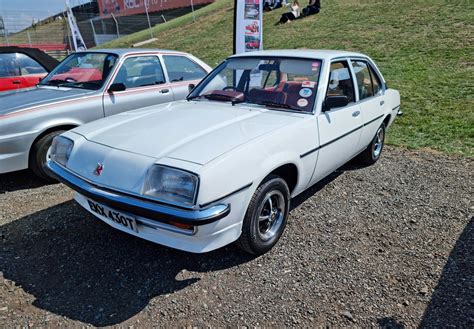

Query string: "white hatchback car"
[48, 50, 401, 255]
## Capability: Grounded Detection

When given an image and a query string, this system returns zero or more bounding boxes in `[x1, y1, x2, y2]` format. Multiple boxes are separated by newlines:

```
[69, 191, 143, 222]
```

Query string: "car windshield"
[189, 57, 322, 113]
[39, 52, 118, 90]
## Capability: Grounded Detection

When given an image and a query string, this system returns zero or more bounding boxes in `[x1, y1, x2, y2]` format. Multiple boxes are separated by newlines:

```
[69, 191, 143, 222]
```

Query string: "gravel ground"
[0, 146, 472, 327]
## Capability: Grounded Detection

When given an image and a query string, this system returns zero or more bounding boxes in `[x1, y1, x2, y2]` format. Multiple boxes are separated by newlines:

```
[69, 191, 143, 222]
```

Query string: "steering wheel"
[223, 86, 238, 91]
[65, 77, 77, 83]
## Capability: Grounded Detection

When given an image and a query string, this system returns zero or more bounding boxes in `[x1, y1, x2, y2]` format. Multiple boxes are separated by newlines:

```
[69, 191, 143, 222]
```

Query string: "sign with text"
[234, 0, 263, 54]
[98, 0, 214, 18]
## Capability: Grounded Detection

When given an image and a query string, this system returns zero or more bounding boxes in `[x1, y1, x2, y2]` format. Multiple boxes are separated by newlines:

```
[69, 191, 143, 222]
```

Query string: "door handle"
[380, 100, 385, 106]
[160, 89, 170, 94]
[352, 111, 360, 117]
[12, 80, 21, 84]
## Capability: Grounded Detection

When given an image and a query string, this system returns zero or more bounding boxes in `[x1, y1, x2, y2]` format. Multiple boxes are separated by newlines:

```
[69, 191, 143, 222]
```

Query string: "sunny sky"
[0, 0, 91, 32]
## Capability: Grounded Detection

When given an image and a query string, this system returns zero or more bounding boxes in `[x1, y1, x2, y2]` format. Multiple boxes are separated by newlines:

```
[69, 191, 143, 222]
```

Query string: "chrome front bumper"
[47, 161, 231, 226]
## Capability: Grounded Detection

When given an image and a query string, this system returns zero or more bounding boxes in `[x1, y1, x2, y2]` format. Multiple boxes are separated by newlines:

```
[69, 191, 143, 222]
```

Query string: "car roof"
[0, 46, 59, 71]
[230, 49, 369, 61]
[90, 48, 190, 57]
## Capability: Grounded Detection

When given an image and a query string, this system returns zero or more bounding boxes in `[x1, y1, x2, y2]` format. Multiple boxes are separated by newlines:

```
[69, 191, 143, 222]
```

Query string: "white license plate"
[86, 199, 138, 233]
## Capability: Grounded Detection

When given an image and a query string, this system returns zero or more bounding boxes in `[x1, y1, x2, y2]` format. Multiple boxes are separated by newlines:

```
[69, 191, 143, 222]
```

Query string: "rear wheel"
[237, 175, 290, 255]
[29, 130, 66, 181]
[357, 123, 386, 165]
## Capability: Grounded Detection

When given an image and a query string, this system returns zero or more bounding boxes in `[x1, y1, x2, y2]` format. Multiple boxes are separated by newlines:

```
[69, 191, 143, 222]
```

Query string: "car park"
[0, 48, 211, 180]
[48, 49, 401, 255]
[0, 47, 59, 92]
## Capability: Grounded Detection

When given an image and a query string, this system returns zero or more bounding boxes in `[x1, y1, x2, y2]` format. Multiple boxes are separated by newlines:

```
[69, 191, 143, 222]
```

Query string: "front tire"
[29, 130, 66, 181]
[237, 175, 290, 255]
[357, 123, 386, 165]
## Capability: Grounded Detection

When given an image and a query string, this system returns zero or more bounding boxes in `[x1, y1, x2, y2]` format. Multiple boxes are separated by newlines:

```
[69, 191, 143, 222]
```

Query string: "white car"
[48, 50, 401, 255]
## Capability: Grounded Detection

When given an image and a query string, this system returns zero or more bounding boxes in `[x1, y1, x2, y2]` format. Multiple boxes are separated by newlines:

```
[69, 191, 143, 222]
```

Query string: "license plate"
[86, 199, 138, 233]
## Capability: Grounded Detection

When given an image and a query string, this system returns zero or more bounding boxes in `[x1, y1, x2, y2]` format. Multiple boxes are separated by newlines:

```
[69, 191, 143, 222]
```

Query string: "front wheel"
[29, 130, 66, 181]
[357, 122, 386, 165]
[237, 175, 290, 255]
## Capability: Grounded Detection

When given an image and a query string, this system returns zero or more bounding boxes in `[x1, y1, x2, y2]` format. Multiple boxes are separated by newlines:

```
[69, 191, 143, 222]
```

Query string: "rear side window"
[114, 56, 165, 89]
[17, 53, 48, 75]
[368, 65, 382, 95]
[351, 60, 383, 99]
[351, 60, 374, 100]
[163, 55, 207, 82]
[0, 53, 20, 78]
[326, 61, 355, 103]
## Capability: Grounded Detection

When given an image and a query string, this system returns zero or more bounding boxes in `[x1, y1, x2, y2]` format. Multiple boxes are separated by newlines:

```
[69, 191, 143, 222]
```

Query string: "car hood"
[73, 100, 304, 165]
[0, 86, 96, 116]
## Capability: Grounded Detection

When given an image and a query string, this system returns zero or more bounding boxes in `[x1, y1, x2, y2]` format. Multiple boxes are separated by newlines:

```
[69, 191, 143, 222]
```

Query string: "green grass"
[100, 0, 474, 157]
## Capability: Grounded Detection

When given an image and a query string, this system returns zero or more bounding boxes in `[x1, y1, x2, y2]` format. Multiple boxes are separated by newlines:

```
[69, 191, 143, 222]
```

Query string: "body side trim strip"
[300, 114, 385, 158]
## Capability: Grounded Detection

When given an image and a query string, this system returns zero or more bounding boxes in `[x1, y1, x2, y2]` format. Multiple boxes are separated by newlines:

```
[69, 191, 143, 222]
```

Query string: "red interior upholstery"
[247, 88, 287, 104]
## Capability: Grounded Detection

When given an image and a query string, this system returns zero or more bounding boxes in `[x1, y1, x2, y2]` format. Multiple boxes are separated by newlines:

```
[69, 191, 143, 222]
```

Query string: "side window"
[114, 56, 165, 89]
[326, 61, 355, 103]
[17, 53, 47, 75]
[368, 65, 382, 95]
[163, 55, 207, 82]
[351, 60, 374, 100]
[0, 53, 20, 78]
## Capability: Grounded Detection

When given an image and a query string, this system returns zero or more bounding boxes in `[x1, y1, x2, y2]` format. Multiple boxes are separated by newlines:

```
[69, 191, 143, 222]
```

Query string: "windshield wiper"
[256, 101, 298, 111]
[39, 79, 68, 87]
[187, 94, 203, 101]
[203, 93, 244, 104]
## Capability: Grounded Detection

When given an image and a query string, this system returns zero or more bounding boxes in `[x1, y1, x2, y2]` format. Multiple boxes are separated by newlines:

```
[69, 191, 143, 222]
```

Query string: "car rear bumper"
[47, 160, 231, 226]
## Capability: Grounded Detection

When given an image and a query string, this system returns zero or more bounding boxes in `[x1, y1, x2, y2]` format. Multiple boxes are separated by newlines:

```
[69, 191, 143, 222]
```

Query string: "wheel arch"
[262, 163, 299, 195]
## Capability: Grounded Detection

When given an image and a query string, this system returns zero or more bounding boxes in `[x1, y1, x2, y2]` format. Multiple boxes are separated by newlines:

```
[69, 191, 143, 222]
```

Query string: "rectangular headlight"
[142, 165, 199, 206]
[50, 136, 74, 167]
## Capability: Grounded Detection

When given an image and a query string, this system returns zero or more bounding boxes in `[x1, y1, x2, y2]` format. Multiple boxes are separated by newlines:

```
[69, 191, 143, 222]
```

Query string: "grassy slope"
[101, 0, 473, 156]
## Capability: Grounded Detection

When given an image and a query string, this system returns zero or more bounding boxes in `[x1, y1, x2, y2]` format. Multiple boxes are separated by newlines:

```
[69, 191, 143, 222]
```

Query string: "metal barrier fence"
[0, 3, 208, 54]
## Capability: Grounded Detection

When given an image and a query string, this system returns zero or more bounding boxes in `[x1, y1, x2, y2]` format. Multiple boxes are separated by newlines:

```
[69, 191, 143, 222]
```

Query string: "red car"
[0, 47, 59, 92]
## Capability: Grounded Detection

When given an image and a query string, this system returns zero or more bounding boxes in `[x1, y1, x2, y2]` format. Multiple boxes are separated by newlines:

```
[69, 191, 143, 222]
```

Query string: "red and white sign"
[98, 0, 214, 17]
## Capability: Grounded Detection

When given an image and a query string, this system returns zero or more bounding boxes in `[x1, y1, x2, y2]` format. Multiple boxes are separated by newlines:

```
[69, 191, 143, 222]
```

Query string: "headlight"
[50, 136, 74, 167]
[143, 165, 199, 206]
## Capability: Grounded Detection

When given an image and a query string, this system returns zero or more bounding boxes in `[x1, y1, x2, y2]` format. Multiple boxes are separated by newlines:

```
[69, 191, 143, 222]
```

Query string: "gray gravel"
[0, 146, 472, 327]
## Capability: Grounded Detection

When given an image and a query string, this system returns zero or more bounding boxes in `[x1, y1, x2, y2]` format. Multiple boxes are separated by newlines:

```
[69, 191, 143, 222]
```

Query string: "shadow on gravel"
[377, 317, 405, 328]
[420, 217, 474, 327]
[0, 201, 255, 326]
[0, 170, 52, 194]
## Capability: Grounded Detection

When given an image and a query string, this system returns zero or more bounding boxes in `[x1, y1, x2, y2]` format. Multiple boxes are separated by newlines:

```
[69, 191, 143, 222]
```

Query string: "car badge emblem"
[94, 162, 104, 176]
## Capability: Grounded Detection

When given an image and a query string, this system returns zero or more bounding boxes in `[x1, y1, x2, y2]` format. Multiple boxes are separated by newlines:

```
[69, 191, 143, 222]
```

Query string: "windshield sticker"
[299, 88, 313, 98]
[297, 98, 309, 107]
[311, 62, 320, 71]
[302, 81, 316, 88]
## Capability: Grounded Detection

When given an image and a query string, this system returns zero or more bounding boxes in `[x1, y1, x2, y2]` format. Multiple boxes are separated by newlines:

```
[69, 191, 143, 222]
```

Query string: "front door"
[103, 55, 174, 117]
[310, 60, 363, 184]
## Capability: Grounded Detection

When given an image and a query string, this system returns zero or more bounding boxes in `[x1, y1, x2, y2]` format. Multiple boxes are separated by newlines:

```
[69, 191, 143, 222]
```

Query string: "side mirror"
[188, 83, 196, 93]
[108, 83, 126, 93]
[324, 95, 349, 111]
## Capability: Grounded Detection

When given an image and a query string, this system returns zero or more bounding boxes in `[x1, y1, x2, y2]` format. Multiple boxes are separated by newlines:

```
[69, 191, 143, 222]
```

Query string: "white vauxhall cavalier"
[48, 50, 401, 255]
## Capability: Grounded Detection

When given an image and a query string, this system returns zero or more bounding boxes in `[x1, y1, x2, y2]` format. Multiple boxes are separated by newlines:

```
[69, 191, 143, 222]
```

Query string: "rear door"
[103, 55, 174, 117]
[0, 53, 23, 91]
[161, 55, 209, 100]
[310, 59, 363, 184]
[350, 59, 386, 149]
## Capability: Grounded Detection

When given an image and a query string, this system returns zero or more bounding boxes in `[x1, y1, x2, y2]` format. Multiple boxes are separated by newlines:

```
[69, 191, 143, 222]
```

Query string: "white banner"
[234, 0, 263, 54]
[66, 0, 87, 51]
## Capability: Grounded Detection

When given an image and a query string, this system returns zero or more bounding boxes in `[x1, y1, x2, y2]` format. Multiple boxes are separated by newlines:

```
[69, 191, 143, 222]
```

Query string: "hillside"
[100, 0, 474, 156]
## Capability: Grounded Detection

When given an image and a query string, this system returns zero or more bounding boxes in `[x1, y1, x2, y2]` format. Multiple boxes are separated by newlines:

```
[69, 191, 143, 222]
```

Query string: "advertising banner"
[98, 0, 213, 18]
[66, 0, 87, 51]
[234, 0, 263, 54]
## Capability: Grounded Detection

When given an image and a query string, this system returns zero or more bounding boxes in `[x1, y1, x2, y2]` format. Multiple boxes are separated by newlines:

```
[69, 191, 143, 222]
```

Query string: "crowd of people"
[263, 0, 321, 25]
